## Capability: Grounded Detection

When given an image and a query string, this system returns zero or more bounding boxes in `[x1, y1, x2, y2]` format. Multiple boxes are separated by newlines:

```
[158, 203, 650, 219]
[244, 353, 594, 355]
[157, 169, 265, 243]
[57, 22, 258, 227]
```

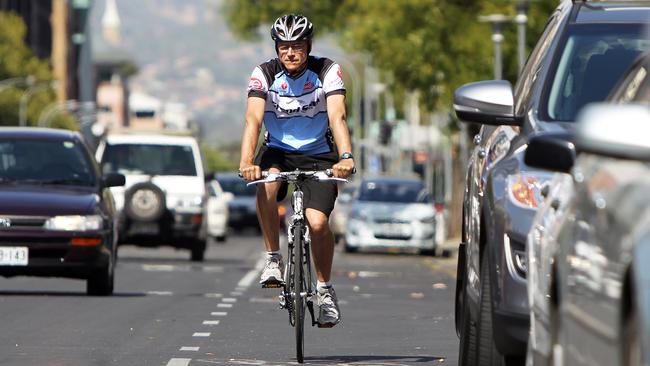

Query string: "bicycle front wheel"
[292, 222, 305, 363]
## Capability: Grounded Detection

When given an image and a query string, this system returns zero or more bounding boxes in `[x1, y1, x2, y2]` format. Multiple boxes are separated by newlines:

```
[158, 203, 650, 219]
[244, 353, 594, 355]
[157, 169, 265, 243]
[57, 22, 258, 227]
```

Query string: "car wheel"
[476, 253, 507, 366]
[124, 182, 166, 222]
[87, 260, 114, 296]
[342, 238, 357, 253]
[458, 286, 478, 366]
[191, 238, 206, 262]
[214, 235, 226, 242]
[420, 247, 437, 256]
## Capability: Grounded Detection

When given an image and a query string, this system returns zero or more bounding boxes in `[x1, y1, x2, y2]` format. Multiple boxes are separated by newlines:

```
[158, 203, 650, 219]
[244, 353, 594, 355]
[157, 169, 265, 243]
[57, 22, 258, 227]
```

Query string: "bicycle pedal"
[261, 281, 283, 289]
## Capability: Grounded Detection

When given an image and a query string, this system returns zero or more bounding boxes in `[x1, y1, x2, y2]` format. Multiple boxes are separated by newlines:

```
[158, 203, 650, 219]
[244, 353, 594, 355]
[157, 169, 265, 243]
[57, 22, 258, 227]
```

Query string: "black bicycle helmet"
[270, 14, 314, 42]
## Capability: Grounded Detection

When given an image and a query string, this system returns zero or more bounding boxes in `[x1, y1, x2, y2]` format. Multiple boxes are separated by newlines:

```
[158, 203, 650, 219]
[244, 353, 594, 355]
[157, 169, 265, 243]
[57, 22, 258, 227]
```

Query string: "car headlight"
[44, 215, 103, 231]
[507, 172, 553, 209]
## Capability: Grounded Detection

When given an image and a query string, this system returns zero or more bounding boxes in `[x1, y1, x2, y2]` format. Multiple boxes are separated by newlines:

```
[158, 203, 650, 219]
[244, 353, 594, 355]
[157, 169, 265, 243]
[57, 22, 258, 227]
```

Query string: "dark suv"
[453, 1, 650, 365]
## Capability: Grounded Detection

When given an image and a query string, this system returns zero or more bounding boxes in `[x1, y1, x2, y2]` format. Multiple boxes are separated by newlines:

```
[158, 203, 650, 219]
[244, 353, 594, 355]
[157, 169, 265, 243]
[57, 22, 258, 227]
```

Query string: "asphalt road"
[0, 232, 459, 366]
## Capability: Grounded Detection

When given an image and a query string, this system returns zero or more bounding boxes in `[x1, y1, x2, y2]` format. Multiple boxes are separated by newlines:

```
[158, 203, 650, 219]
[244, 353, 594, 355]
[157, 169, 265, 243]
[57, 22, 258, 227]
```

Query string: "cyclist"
[239, 14, 355, 328]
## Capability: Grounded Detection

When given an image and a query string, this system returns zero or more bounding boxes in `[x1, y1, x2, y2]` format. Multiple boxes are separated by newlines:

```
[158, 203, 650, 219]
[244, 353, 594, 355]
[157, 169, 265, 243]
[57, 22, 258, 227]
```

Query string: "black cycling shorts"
[254, 146, 339, 216]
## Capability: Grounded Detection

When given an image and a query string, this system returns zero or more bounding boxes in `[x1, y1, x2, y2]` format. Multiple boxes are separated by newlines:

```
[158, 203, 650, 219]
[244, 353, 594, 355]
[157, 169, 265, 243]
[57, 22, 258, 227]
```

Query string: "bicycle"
[246, 169, 349, 363]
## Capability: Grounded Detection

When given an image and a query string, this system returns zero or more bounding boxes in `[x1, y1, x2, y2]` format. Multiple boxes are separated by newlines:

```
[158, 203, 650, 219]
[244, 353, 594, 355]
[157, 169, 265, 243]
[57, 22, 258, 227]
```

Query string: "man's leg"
[306, 208, 340, 327]
[256, 167, 283, 285]
[305, 208, 334, 282]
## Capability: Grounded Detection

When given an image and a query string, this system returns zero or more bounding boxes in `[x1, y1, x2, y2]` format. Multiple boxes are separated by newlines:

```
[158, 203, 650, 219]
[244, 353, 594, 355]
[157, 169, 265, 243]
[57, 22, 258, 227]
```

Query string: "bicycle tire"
[293, 222, 305, 363]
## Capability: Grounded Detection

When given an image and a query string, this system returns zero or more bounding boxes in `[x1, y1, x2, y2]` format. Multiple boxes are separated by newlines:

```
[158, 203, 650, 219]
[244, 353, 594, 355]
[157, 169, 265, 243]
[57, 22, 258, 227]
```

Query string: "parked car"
[453, 2, 650, 365]
[95, 134, 208, 261]
[331, 183, 358, 244]
[215, 172, 259, 231]
[524, 103, 650, 366]
[0, 128, 124, 295]
[344, 176, 439, 255]
[526, 52, 650, 366]
[206, 179, 232, 242]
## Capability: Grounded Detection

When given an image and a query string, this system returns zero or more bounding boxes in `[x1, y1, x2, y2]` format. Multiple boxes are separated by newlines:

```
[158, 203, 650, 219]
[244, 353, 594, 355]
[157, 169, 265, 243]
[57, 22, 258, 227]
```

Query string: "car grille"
[0, 216, 48, 230]
[374, 218, 411, 224]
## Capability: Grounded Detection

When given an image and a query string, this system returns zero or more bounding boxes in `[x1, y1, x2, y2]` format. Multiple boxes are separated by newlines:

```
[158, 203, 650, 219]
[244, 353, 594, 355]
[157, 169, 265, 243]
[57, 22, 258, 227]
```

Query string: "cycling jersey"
[247, 56, 346, 155]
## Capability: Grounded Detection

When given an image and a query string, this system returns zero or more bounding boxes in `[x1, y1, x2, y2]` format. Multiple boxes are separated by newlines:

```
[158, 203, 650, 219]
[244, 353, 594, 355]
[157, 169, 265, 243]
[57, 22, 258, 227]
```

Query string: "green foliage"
[0, 11, 77, 129]
[223, 0, 557, 113]
[201, 144, 238, 173]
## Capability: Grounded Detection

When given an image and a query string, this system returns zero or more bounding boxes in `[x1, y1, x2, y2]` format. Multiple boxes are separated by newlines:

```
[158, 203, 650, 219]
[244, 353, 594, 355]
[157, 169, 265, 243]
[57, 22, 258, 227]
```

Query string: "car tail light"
[434, 203, 444, 213]
[278, 204, 287, 217]
[70, 237, 102, 247]
[191, 215, 203, 224]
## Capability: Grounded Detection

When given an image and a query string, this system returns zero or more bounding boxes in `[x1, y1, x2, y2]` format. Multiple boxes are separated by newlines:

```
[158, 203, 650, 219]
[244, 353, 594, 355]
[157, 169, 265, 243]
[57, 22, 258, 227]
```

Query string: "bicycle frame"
[246, 169, 347, 363]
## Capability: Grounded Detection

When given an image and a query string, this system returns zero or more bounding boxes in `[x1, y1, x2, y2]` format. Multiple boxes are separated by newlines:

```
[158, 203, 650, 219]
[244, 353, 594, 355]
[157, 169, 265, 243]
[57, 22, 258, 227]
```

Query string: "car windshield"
[357, 180, 432, 203]
[218, 178, 257, 197]
[0, 139, 95, 186]
[544, 24, 650, 121]
[101, 143, 197, 176]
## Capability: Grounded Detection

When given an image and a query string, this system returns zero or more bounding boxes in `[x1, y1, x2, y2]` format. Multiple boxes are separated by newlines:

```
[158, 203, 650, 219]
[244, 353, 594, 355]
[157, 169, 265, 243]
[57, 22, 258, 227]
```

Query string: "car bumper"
[0, 231, 112, 279]
[120, 209, 203, 242]
[345, 223, 436, 252]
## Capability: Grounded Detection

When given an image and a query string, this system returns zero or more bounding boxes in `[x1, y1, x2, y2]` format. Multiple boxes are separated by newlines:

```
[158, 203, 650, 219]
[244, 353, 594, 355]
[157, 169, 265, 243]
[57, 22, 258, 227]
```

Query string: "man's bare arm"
[327, 94, 355, 178]
[239, 97, 266, 180]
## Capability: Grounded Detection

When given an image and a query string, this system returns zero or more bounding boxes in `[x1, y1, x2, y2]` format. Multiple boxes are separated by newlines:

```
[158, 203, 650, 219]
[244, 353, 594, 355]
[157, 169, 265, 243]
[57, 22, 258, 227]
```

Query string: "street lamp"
[515, 0, 532, 73]
[19, 81, 57, 127]
[479, 14, 510, 80]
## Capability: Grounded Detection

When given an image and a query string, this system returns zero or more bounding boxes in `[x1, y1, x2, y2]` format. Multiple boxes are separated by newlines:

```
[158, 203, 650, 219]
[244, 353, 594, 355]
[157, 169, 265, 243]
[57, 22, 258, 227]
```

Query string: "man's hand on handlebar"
[332, 158, 355, 178]
[239, 163, 261, 181]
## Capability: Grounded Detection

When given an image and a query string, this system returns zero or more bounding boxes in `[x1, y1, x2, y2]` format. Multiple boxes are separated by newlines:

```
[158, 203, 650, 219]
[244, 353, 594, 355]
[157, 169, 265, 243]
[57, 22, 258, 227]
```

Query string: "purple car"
[0, 128, 124, 295]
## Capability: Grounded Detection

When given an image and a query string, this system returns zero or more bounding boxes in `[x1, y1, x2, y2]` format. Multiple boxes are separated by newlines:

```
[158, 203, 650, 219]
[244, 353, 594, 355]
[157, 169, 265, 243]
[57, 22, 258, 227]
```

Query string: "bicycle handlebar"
[243, 169, 350, 186]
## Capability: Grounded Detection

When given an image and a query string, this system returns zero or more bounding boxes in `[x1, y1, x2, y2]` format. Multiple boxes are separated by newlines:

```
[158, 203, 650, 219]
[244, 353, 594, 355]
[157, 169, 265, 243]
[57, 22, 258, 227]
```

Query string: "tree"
[0, 11, 77, 129]
[223, 0, 557, 113]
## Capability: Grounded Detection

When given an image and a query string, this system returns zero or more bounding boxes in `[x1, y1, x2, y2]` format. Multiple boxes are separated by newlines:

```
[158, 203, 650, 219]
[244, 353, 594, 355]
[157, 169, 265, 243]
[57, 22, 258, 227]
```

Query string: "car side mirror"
[453, 80, 522, 126]
[524, 132, 576, 173]
[102, 173, 125, 188]
[576, 103, 650, 161]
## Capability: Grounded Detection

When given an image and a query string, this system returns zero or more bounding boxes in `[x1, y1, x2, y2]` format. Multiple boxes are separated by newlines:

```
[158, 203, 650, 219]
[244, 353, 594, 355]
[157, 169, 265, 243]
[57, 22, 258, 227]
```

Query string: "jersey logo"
[281, 82, 288, 90]
[248, 77, 263, 90]
[303, 81, 314, 90]
[337, 66, 343, 79]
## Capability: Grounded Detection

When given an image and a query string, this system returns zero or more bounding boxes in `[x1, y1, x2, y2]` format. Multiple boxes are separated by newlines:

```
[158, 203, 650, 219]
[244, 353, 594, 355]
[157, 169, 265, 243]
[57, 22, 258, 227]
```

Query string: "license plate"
[0, 247, 28, 266]
[379, 224, 408, 236]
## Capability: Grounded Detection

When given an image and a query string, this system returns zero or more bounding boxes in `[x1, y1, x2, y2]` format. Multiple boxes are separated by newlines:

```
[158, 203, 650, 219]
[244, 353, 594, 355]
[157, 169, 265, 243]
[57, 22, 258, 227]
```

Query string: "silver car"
[344, 177, 438, 255]
[524, 103, 650, 366]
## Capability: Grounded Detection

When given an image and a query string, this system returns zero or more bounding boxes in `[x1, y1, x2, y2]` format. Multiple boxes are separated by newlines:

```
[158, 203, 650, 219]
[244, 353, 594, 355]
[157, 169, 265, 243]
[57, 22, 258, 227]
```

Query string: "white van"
[95, 134, 208, 261]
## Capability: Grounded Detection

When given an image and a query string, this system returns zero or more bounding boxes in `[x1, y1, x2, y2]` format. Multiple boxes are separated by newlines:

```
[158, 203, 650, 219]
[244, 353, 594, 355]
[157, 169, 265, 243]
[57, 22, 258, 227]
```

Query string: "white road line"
[237, 257, 266, 288]
[217, 303, 233, 308]
[166, 358, 191, 366]
[204, 293, 223, 298]
[230, 291, 243, 296]
[235, 286, 247, 292]
[211, 312, 227, 316]
[193, 332, 211, 337]
[147, 291, 173, 296]
[222, 297, 237, 303]
[179, 346, 200, 351]
[203, 320, 220, 325]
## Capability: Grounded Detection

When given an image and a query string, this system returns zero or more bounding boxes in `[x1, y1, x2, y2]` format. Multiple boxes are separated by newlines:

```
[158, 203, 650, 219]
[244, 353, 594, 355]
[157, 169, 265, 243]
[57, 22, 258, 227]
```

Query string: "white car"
[206, 179, 232, 242]
[96, 133, 209, 261]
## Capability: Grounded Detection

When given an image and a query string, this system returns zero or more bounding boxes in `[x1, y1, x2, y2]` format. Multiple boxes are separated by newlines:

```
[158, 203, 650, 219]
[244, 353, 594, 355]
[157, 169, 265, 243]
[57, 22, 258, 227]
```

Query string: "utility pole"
[515, 0, 531, 74]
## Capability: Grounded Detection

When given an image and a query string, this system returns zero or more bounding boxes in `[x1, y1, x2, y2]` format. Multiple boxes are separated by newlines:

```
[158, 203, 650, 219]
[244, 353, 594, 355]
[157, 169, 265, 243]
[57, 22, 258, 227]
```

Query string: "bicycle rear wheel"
[292, 222, 305, 363]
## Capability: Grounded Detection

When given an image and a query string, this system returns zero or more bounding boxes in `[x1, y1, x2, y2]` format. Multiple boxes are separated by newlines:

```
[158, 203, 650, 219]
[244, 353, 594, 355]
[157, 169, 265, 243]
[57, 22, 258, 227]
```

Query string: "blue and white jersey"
[247, 56, 346, 155]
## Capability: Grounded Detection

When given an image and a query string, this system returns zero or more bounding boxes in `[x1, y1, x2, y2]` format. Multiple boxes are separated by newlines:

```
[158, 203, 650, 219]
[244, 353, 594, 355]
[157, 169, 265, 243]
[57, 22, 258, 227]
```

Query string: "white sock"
[317, 281, 331, 289]
[266, 251, 281, 260]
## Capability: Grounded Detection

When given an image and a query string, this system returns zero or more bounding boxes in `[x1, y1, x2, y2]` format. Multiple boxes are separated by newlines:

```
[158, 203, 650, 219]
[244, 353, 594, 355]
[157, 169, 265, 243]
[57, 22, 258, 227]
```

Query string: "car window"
[358, 181, 432, 203]
[218, 178, 257, 196]
[101, 143, 197, 176]
[544, 23, 650, 121]
[0, 139, 95, 186]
